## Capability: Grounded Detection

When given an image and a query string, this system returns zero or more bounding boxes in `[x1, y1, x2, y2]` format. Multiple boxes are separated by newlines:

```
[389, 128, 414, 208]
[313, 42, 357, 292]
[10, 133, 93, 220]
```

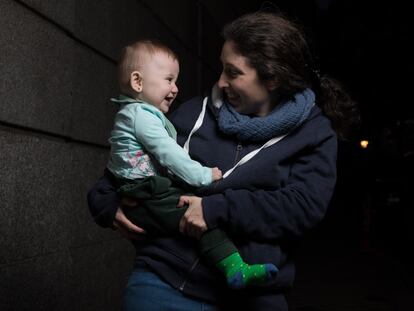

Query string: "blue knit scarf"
[217, 88, 315, 141]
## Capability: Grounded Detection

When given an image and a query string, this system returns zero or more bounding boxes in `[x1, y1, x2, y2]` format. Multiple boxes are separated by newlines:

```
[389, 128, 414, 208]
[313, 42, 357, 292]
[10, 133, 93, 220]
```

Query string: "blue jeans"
[123, 264, 288, 310]
[123, 267, 219, 311]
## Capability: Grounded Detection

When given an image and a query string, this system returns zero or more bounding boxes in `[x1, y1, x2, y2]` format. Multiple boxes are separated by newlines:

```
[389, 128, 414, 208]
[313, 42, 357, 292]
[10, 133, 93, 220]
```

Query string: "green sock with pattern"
[216, 252, 278, 289]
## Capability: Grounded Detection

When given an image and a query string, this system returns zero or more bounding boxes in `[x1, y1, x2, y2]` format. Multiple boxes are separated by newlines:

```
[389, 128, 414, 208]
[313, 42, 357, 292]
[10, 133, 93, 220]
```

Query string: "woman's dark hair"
[222, 12, 360, 139]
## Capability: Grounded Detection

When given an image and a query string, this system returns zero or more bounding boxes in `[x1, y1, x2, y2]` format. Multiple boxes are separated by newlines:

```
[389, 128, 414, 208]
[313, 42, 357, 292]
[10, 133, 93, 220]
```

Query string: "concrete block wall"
[0, 1, 261, 310]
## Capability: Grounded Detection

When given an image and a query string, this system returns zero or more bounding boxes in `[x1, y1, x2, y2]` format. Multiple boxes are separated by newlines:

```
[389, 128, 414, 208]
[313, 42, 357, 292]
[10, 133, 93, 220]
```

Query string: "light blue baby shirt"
[107, 95, 213, 187]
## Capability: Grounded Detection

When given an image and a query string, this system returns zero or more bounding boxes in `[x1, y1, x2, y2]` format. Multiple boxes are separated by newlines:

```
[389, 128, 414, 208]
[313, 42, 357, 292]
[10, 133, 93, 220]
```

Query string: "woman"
[88, 11, 358, 310]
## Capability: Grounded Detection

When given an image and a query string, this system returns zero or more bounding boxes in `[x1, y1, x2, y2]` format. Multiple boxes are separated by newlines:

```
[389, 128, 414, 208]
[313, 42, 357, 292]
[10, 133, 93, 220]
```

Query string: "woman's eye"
[225, 68, 238, 78]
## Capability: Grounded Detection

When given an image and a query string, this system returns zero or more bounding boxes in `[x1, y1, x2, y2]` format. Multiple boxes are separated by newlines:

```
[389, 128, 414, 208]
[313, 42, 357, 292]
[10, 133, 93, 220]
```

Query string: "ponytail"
[317, 75, 360, 139]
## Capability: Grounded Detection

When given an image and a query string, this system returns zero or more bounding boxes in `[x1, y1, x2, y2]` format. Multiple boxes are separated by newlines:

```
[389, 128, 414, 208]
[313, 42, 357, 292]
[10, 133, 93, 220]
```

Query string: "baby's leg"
[119, 176, 187, 236]
[199, 229, 278, 289]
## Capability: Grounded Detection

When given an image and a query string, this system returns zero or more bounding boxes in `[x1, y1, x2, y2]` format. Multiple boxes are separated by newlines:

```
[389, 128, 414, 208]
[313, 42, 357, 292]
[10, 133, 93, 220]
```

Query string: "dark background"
[1, 0, 412, 310]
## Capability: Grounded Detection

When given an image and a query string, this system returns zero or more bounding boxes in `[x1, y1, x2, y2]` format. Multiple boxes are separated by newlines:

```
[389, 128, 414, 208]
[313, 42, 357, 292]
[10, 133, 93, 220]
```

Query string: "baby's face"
[139, 52, 179, 113]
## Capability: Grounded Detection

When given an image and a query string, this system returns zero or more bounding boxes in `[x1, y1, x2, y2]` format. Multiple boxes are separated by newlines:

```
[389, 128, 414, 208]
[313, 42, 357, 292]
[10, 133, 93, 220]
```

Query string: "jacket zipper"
[234, 142, 243, 165]
[179, 257, 200, 291]
[179, 146, 243, 291]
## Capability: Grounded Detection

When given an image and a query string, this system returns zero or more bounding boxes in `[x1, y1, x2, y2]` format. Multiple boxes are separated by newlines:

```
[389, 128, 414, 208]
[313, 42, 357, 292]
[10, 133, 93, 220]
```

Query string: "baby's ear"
[130, 71, 143, 93]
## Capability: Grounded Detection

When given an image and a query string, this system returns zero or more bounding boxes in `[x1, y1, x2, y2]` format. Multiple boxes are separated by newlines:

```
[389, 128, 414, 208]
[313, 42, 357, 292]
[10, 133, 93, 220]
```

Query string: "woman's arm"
[87, 170, 120, 228]
[200, 132, 337, 241]
[87, 170, 145, 237]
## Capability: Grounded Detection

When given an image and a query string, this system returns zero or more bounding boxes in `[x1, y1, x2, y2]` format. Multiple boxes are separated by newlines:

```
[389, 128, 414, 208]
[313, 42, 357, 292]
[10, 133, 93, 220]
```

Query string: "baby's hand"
[211, 167, 222, 181]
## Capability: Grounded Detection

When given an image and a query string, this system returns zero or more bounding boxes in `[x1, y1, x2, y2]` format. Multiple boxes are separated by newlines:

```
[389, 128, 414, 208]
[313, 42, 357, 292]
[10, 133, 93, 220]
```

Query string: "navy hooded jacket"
[87, 90, 337, 303]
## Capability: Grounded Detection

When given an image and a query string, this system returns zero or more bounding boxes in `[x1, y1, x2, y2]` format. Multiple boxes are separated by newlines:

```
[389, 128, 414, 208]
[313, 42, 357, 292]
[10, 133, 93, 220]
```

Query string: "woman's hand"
[113, 197, 146, 240]
[177, 196, 208, 239]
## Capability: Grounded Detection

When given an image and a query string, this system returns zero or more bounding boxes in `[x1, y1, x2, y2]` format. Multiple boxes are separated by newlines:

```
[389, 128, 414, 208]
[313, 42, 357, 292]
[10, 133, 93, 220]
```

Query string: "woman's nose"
[217, 72, 229, 88]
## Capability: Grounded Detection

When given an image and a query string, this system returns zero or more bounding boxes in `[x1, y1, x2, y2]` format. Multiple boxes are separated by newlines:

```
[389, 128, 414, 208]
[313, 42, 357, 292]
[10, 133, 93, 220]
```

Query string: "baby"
[106, 39, 277, 289]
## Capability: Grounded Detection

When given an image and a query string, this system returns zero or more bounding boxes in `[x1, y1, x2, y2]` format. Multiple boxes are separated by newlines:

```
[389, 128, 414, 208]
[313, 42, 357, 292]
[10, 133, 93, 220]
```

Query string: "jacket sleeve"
[86, 169, 121, 228]
[134, 106, 213, 187]
[202, 130, 338, 241]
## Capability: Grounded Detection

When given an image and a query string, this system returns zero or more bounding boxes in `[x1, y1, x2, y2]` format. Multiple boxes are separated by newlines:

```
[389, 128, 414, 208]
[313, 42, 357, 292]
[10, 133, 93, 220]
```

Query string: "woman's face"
[218, 40, 273, 116]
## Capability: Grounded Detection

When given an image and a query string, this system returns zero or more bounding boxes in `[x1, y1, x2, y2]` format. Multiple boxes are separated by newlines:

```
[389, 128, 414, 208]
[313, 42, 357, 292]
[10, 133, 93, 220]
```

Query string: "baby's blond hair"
[118, 39, 178, 96]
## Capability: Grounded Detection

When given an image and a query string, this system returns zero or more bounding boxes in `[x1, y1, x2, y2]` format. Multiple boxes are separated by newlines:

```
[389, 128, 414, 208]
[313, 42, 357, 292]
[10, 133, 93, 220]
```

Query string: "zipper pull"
[233, 142, 243, 165]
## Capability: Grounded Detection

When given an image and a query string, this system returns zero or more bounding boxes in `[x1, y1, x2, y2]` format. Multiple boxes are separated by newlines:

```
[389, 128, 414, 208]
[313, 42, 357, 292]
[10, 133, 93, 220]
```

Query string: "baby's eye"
[166, 77, 173, 82]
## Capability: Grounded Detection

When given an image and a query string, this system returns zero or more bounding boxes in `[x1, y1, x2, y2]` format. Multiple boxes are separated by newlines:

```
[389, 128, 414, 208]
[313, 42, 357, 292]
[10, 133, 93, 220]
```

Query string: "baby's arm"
[134, 106, 221, 186]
